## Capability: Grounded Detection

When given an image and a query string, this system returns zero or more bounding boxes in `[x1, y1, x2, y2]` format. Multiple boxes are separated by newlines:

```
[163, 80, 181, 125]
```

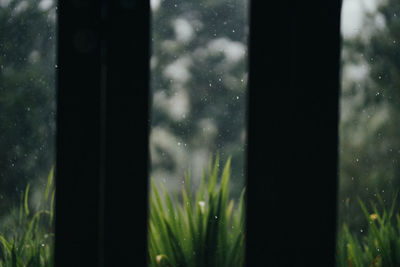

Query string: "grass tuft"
[0, 170, 55, 267]
[336, 193, 400, 267]
[147, 156, 246, 267]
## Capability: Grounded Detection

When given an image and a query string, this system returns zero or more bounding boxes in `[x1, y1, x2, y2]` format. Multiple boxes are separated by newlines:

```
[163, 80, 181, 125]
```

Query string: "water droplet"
[215, 216, 218, 219]
[209, 83, 212, 87]
[378, 75, 382, 79]
[360, 229, 363, 233]
[356, 158, 359, 162]
[174, 4, 178, 7]
[232, 29, 235, 33]
[177, 142, 181, 146]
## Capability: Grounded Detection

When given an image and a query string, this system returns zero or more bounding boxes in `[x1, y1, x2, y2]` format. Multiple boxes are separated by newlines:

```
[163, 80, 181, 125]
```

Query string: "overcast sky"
[341, 0, 378, 37]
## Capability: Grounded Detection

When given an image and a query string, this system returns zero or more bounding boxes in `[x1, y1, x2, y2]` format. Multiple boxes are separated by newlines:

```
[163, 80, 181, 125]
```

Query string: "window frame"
[56, 1, 150, 266]
[55, 0, 342, 266]
[246, 1, 342, 265]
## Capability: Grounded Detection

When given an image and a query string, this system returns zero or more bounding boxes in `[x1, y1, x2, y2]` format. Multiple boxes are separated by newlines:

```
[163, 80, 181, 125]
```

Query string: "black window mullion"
[56, 1, 103, 266]
[103, 1, 150, 266]
[246, 1, 342, 266]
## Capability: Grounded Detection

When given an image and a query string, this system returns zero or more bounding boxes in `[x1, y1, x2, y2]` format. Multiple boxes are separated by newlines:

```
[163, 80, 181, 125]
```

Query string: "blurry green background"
[0, 0, 56, 215]
[149, 0, 248, 198]
[338, 0, 400, 235]
[0, 0, 399, 241]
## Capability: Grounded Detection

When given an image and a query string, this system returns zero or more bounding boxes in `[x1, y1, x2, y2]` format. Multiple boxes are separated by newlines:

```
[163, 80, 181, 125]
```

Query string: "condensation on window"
[149, 0, 248, 198]
[148, 0, 248, 266]
[0, 0, 56, 264]
[338, 0, 400, 262]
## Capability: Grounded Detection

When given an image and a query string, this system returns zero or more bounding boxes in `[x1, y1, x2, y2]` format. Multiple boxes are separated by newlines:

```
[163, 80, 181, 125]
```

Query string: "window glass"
[0, 0, 56, 264]
[338, 0, 400, 264]
[148, 0, 248, 266]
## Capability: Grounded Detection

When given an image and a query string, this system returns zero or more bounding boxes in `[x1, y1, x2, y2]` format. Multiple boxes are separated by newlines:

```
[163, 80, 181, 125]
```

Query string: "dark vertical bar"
[56, 1, 102, 266]
[246, 1, 342, 266]
[103, 0, 150, 266]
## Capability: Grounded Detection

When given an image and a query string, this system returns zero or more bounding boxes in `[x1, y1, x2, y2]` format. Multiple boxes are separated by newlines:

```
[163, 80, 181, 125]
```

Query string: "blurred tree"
[150, 0, 248, 197]
[0, 0, 55, 213]
[339, 0, 400, 232]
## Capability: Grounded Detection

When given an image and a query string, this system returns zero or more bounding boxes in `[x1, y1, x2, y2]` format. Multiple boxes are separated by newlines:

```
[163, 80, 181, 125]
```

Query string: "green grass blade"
[45, 167, 54, 202]
[24, 184, 30, 217]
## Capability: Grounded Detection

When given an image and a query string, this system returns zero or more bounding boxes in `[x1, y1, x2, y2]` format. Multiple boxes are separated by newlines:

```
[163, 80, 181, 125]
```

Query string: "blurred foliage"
[0, 0, 56, 213]
[339, 0, 400, 234]
[149, 0, 248, 197]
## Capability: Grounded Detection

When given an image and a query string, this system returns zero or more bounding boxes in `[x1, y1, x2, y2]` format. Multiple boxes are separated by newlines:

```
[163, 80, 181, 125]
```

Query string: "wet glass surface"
[149, 0, 248, 199]
[338, 0, 400, 264]
[147, 0, 248, 266]
[0, 0, 56, 264]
